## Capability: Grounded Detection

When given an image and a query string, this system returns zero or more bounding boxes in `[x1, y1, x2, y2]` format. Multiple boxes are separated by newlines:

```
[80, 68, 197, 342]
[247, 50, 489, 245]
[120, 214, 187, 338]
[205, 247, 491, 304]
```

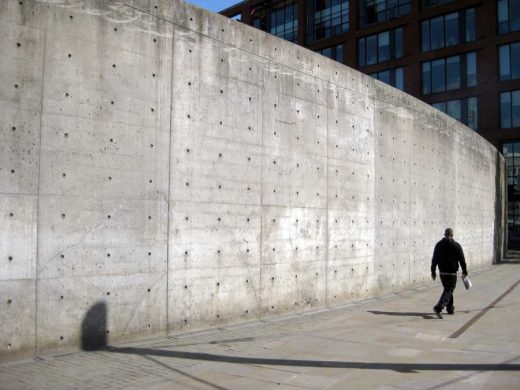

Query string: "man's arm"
[457, 243, 468, 275]
[431, 243, 438, 280]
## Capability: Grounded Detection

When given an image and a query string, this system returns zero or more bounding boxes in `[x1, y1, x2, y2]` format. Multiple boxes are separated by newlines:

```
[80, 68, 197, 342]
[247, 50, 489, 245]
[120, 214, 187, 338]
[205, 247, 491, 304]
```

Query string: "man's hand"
[463, 271, 468, 277]
[431, 272, 436, 281]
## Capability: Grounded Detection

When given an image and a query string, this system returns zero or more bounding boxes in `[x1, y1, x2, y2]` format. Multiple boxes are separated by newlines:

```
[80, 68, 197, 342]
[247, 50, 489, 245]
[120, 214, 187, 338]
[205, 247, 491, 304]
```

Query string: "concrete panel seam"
[325, 94, 329, 308]
[259, 62, 264, 317]
[166, 16, 176, 333]
[34, 16, 48, 357]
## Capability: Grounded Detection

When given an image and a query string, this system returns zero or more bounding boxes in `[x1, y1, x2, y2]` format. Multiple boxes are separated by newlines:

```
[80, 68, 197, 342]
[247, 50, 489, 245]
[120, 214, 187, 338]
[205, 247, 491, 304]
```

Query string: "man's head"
[444, 228, 454, 238]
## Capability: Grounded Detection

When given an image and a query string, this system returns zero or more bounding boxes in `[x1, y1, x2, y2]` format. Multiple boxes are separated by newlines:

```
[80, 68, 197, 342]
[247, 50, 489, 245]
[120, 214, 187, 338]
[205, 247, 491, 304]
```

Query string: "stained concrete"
[0, 0, 505, 360]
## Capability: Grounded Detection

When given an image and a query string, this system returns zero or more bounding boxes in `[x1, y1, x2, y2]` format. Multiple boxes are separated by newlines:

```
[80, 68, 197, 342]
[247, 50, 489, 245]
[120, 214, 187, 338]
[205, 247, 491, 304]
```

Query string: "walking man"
[431, 228, 468, 319]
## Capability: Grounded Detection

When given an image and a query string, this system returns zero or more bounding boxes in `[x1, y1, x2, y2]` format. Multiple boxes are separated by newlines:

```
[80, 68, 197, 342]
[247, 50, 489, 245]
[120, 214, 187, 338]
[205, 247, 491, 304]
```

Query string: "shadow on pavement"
[139, 354, 227, 390]
[368, 310, 435, 319]
[150, 337, 256, 350]
[107, 346, 520, 373]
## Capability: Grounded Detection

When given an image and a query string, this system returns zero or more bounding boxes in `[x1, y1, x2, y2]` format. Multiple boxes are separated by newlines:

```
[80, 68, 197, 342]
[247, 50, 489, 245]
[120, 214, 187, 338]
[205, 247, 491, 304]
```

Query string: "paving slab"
[1, 259, 519, 389]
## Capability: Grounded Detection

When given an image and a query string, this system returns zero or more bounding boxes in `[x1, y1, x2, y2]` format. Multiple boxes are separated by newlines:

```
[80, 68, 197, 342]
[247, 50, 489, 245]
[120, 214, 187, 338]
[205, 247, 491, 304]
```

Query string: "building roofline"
[219, 1, 249, 14]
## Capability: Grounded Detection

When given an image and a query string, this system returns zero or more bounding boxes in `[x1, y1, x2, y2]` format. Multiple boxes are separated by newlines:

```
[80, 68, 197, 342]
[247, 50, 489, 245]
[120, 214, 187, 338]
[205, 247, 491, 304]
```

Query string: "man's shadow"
[368, 310, 435, 319]
[81, 301, 108, 350]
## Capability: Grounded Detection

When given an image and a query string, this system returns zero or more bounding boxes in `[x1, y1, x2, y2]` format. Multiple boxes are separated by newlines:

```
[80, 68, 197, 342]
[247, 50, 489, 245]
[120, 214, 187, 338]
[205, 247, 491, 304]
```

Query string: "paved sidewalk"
[1, 260, 520, 389]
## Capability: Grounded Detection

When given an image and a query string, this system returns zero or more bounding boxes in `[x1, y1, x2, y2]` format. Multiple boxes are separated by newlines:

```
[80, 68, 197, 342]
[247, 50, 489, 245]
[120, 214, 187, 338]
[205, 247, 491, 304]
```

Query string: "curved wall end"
[0, 0, 505, 360]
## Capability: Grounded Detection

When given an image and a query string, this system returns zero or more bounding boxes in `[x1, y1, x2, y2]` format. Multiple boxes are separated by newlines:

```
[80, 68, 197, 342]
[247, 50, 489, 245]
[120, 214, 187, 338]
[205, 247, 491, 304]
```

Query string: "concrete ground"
[1, 259, 519, 390]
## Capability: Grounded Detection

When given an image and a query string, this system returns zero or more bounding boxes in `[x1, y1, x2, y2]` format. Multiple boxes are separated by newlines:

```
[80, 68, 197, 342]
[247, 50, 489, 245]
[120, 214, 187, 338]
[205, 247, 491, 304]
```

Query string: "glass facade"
[432, 97, 478, 130]
[252, 1, 298, 43]
[501, 90, 520, 128]
[358, 27, 403, 67]
[421, 8, 476, 52]
[499, 42, 520, 80]
[369, 67, 404, 90]
[422, 52, 477, 95]
[307, 0, 349, 42]
[498, 0, 520, 34]
[359, 0, 410, 27]
[503, 142, 520, 249]
[316, 44, 344, 63]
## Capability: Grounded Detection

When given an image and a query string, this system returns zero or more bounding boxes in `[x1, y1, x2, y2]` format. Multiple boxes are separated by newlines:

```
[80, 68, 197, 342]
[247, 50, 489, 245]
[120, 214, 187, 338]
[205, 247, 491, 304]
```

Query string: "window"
[230, 13, 241, 21]
[499, 42, 520, 80]
[252, 5, 267, 30]
[498, 0, 520, 34]
[432, 97, 478, 130]
[422, 0, 455, 8]
[501, 90, 520, 128]
[252, 1, 298, 43]
[465, 8, 476, 42]
[358, 27, 403, 67]
[316, 44, 344, 63]
[421, 8, 476, 52]
[422, 52, 477, 95]
[369, 67, 404, 90]
[307, 0, 349, 42]
[270, 1, 298, 42]
[467, 52, 477, 86]
[503, 142, 520, 248]
[359, 0, 410, 27]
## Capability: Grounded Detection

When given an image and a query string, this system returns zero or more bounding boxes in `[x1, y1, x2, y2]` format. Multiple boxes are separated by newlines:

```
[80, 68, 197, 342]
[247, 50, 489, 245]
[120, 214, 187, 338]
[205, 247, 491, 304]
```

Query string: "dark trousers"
[435, 274, 457, 312]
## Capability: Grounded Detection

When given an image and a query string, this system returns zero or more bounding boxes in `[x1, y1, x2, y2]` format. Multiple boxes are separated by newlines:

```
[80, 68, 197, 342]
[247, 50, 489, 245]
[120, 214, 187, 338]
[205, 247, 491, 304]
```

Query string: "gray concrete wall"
[0, 0, 505, 360]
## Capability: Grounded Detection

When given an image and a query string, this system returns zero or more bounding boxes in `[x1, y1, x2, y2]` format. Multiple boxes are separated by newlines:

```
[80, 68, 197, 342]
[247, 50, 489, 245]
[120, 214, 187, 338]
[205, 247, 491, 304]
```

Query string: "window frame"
[360, 0, 411, 27]
[422, 52, 477, 95]
[421, 8, 476, 52]
[307, 0, 350, 43]
[251, 1, 299, 43]
[501, 90, 520, 129]
[431, 96, 478, 130]
[368, 67, 405, 90]
[316, 44, 344, 63]
[498, 0, 520, 34]
[499, 41, 520, 81]
[358, 27, 404, 67]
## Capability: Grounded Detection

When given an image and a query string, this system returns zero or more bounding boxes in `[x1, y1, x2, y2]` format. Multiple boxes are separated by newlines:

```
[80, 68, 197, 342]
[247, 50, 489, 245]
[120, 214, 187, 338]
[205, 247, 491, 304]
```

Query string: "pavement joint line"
[139, 354, 227, 390]
[449, 278, 520, 338]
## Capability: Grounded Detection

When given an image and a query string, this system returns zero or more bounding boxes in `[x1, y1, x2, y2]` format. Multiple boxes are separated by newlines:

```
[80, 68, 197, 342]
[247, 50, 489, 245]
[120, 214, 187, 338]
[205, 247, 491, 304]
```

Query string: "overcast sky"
[184, 0, 240, 12]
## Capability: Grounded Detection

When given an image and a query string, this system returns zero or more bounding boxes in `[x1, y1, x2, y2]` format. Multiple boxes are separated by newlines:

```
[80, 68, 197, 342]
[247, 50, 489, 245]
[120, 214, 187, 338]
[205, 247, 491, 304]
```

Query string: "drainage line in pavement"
[449, 279, 520, 338]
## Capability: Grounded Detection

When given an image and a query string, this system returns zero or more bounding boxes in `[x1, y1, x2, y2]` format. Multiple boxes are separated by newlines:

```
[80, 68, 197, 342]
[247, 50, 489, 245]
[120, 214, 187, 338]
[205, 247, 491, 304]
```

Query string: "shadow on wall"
[81, 301, 107, 350]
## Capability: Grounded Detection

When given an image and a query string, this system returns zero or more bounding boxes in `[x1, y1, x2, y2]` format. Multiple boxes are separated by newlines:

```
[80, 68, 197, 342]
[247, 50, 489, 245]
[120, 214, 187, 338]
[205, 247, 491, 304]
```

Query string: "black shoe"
[447, 306, 455, 315]
[433, 307, 443, 319]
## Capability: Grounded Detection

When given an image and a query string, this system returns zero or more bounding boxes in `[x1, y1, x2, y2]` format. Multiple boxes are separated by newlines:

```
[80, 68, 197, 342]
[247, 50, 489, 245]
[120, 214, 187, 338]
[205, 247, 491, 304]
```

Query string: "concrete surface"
[1, 258, 519, 389]
[0, 0, 505, 360]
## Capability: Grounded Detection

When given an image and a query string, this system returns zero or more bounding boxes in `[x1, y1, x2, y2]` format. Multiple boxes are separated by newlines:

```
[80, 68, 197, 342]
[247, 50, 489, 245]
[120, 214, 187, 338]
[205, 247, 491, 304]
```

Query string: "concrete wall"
[0, 0, 505, 360]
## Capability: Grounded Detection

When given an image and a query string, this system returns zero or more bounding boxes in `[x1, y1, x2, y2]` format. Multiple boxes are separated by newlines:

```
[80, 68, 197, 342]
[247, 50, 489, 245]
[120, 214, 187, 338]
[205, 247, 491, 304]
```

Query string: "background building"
[221, 0, 520, 247]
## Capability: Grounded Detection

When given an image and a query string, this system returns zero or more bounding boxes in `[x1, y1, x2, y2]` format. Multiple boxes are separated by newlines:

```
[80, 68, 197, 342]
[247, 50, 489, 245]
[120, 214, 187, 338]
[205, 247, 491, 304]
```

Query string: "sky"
[184, 0, 240, 13]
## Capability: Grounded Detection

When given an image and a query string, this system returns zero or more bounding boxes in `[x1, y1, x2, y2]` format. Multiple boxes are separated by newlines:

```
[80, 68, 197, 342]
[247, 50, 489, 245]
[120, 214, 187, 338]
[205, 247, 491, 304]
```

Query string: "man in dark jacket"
[431, 228, 468, 319]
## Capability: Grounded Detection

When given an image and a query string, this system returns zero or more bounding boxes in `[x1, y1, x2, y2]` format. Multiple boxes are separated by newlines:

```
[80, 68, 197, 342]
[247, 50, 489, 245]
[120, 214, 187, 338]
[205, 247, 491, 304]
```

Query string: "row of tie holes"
[15, 37, 376, 143]
[67, 4, 339, 78]
[14, 41, 370, 150]
[16, 4, 403, 101]
[13, 40, 364, 110]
